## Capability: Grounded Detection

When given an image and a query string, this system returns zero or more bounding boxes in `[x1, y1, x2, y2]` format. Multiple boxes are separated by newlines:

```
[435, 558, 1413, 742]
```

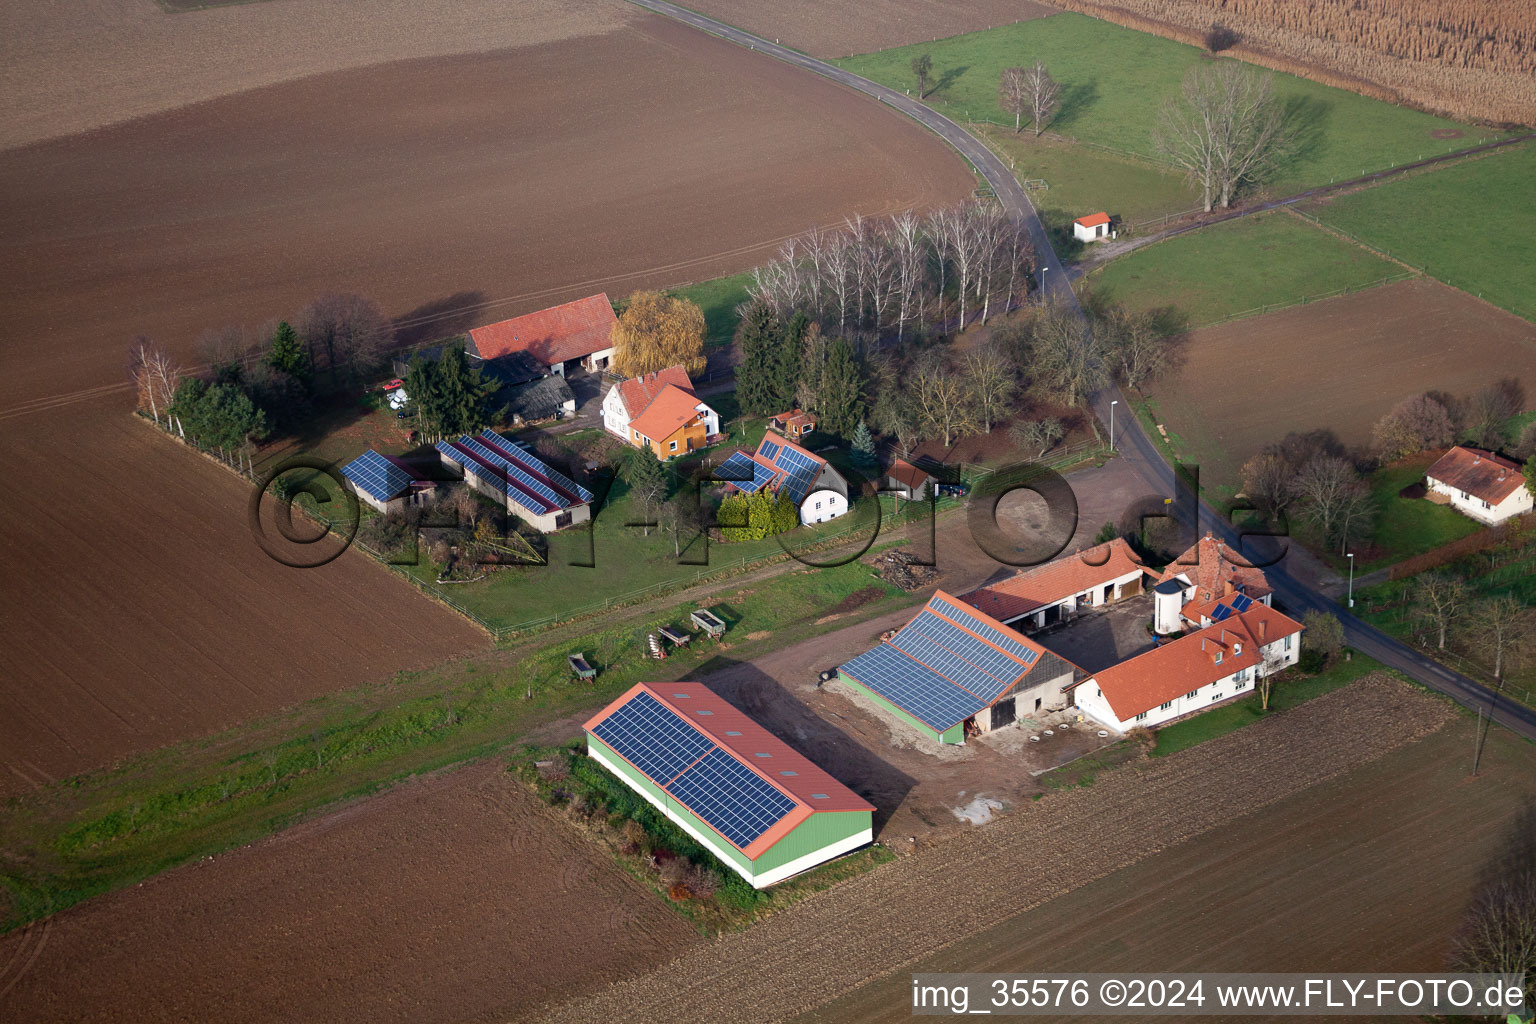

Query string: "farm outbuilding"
[467, 293, 618, 376]
[434, 430, 592, 532]
[1073, 212, 1112, 242]
[838, 591, 1083, 745]
[339, 449, 439, 514]
[960, 537, 1147, 632]
[585, 682, 875, 888]
[884, 458, 932, 502]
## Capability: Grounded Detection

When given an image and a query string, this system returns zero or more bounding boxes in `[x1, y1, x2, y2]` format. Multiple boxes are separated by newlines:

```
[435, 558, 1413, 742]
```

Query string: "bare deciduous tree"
[1101, 308, 1170, 390]
[298, 293, 391, 391]
[1413, 573, 1467, 650]
[998, 66, 1028, 133]
[1470, 593, 1535, 680]
[1240, 452, 1294, 519]
[1461, 378, 1525, 450]
[911, 352, 976, 448]
[1293, 454, 1360, 547]
[911, 53, 933, 99]
[1009, 417, 1065, 459]
[1156, 63, 1288, 211]
[127, 337, 182, 428]
[1023, 61, 1061, 137]
[1450, 804, 1536, 1013]
[1027, 302, 1107, 407]
[962, 344, 1016, 433]
[1372, 392, 1458, 462]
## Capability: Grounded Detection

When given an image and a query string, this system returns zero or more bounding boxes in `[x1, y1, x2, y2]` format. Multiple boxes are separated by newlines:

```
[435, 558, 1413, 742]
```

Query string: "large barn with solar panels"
[585, 682, 875, 888]
[838, 591, 1083, 744]
[435, 429, 593, 532]
[716, 430, 848, 526]
[339, 450, 440, 514]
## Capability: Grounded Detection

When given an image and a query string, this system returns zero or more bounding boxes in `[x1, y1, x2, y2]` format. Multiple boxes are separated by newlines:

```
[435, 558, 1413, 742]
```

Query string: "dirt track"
[801, 712, 1536, 1022]
[1152, 277, 1536, 484]
[532, 676, 1456, 1023]
[0, 14, 973, 788]
[0, 763, 701, 1022]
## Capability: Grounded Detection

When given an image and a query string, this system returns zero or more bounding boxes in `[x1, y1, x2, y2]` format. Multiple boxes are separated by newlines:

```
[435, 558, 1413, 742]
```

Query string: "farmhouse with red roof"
[584, 682, 874, 888]
[716, 430, 849, 525]
[960, 537, 1148, 631]
[467, 293, 618, 376]
[1425, 445, 1533, 525]
[601, 365, 720, 458]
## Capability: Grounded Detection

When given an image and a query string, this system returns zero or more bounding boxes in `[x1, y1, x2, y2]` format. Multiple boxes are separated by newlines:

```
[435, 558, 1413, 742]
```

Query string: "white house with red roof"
[1073, 211, 1113, 243]
[601, 365, 720, 446]
[716, 430, 849, 526]
[960, 537, 1148, 631]
[1152, 533, 1275, 635]
[1425, 445, 1533, 525]
[467, 293, 618, 376]
[585, 682, 874, 888]
[1074, 602, 1304, 731]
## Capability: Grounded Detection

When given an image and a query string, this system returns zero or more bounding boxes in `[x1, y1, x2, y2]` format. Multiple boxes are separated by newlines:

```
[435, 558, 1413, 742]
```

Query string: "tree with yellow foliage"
[611, 291, 707, 378]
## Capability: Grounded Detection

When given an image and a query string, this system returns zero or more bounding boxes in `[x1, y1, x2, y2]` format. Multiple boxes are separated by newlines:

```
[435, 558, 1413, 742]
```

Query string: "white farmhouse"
[1425, 445, 1533, 525]
[1074, 602, 1304, 732]
[715, 430, 849, 526]
[602, 365, 696, 440]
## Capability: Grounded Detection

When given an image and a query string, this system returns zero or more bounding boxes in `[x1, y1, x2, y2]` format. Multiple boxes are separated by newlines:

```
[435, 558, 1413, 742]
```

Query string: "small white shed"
[1073, 212, 1113, 243]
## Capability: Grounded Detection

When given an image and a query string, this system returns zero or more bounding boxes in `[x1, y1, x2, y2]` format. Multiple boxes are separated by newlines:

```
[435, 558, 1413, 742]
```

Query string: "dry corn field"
[1050, 0, 1536, 125]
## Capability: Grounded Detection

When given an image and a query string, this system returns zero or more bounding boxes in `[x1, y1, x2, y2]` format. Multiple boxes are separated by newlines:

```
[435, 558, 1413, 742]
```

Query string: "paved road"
[628, 0, 1536, 745]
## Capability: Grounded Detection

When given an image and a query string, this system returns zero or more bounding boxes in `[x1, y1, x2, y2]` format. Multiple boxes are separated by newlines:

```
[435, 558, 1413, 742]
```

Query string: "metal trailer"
[690, 608, 727, 640]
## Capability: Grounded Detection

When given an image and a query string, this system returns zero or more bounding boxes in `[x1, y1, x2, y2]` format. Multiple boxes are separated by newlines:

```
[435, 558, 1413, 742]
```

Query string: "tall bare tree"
[1239, 451, 1294, 520]
[1413, 573, 1467, 650]
[1009, 417, 1065, 459]
[1450, 805, 1536, 1012]
[298, 293, 391, 391]
[127, 337, 182, 428]
[998, 66, 1028, 133]
[911, 352, 976, 447]
[1156, 62, 1288, 211]
[1023, 61, 1061, 137]
[1470, 593, 1535, 681]
[1101, 308, 1170, 390]
[1292, 455, 1358, 546]
[911, 53, 933, 99]
[962, 344, 1016, 433]
[1028, 301, 1107, 407]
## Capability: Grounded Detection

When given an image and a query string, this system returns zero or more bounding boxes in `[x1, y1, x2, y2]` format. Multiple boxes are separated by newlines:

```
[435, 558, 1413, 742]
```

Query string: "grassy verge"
[0, 560, 909, 934]
[1354, 533, 1536, 710]
[513, 741, 891, 934]
[833, 14, 1482, 195]
[672, 273, 752, 348]
[1152, 653, 1385, 757]
[1087, 210, 1402, 326]
[1302, 142, 1536, 323]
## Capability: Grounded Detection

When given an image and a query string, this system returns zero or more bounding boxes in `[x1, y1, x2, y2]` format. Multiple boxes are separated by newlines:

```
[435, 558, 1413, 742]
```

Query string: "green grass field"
[1304, 143, 1536, 323]
[836, 14, 1482, 197]
[1355, 456, 1484, 571]
[974, 124, 1199, 247]
[1087, 211, 1401, 325]
[672, 272, 752, 348]
[0, 559, 907, 933]
[1152, 653, 1384, 757]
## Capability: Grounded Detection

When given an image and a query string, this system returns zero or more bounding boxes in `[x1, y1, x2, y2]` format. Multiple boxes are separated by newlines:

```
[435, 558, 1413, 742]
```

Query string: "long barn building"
[585, 682, 874, 888]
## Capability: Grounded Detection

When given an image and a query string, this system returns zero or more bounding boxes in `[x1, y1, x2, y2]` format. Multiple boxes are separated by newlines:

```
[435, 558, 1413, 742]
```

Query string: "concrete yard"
[1031, 592, 1158, 674]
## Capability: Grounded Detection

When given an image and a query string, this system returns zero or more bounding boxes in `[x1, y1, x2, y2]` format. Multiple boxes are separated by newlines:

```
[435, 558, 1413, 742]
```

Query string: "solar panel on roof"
[591, 691, 712, 786]
[896, 611, 1023, 702]
[340, 450, 416, 503]
[455, 435, 563, 513]
[488, 433, 595, 503]
[1210, 603, 1233, 621]
[840, 643, 988, 731]
[930, 599, 1039, 665]
[716, 452, 766, 489]
[1230, 593, 1254, 612]
[664, 748, 795, 848]
[760, 438, 781, 460]
[773, 446, 822, 504]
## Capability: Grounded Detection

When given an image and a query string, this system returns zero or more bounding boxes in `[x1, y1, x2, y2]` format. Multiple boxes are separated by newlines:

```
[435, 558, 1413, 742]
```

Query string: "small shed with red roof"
[585, 682, 874, 888]
[1073, 212, 1113, 243]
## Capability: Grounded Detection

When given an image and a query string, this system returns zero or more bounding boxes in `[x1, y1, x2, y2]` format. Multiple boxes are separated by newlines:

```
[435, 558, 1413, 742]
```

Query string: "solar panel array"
[760, 438, 781, 460]
[491, 434, 594, 503]
[897, 611, 1024, 702]
[455, 435, 564, 513]
[772, 445, 822, 504]
[931, 598, 1040, 665]
[341, 450, 416, 502]
[591, 691, 712, 785]
[717, 451, 777, 492]
[591, 691, 798, 851]
[1230, 593, 1254, 612]
[663, 748, 796, 848]
[1209, 603, 1233, 622]
[839, 642, 988, 731]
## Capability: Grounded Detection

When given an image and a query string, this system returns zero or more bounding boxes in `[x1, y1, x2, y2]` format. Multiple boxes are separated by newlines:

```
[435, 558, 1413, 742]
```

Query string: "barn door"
[990, 697, 1017, 731]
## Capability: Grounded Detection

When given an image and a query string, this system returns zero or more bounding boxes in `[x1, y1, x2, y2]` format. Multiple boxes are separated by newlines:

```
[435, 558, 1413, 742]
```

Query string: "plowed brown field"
[1151, 277, 1536, 484]
[0, 763, 701, 1022]
[685, 0, 1058, 58]
[0, 13, 974, 790]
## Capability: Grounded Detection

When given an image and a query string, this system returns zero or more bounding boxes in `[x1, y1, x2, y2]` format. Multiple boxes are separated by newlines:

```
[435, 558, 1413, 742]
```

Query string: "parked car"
[937, 482, 969, 498]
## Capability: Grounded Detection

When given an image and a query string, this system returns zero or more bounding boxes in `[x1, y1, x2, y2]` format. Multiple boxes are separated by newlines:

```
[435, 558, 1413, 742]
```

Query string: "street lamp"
[1346, 552, 1355, 608]
[1040, 266, 1049, 303]
[1110, 400, 1118, 452]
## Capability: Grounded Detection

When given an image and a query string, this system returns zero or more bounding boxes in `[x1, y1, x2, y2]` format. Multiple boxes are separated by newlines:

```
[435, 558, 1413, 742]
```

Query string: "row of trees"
[735, 305, 867, 439]
[747, 202, 1035, 343]
[1406, 576, 1534, 680]
[1371, 378, 1528, 462]
[401, 343, 502, 443]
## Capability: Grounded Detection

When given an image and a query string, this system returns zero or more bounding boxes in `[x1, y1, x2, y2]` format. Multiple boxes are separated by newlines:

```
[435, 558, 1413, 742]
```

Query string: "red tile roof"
[616, 366, 694, 417]
[469, 293, 617, 365]
[1426, 446, 1527, 505]
[583, 682, 873, 859]
[1088, 605, 1303, 720]
[771, 408, 817, 433]
[1156, 533, 1270, 604]
[628, 384, 708, 443]
[1075, 212, 1111, 228]
[961, 538, 1146, 622]
[886, 459, 931, 490]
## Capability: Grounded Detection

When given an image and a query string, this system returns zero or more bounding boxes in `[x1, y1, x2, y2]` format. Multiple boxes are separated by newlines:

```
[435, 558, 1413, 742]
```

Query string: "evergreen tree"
[718, 491, 751, 542]
[734, 300, 784, 415]
[404, 343, 500, 441]
[850, 420, 878, 475]
[622, 445, 667, 536]
[817, 337, 864, 438]
[266, 320, 311, 385]
[746, 490, 775, 538]
[772, 490, 801, 533]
